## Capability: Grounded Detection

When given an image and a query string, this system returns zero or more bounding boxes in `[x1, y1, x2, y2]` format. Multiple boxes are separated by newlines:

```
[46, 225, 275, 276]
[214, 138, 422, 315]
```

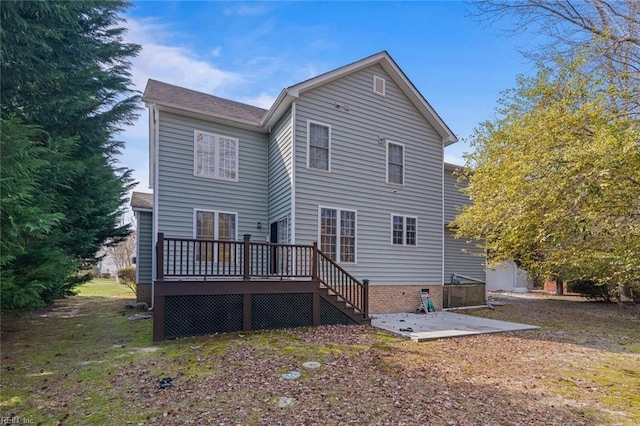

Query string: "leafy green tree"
[0, 0, 140, 311]
[453, 55, 640, 290]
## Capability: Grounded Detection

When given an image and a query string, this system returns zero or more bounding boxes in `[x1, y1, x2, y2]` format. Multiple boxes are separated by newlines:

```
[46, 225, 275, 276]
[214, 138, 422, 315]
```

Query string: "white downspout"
[441, 138, 446, 287]
[290, 102, 297, 243]
[151, 105, 160, 309]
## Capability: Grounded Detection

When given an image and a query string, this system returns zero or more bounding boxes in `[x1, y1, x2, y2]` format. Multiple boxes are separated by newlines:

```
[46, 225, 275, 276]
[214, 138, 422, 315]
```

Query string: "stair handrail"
[316, 248, 369, 319]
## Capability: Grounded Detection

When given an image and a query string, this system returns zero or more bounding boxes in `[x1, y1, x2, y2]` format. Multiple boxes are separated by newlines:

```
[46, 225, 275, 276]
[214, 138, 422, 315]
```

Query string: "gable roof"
[267, 51, 457, 144]
[130, 191, 153, 211]
[143, 80, 267, 125]
[143, 51, 457, 145]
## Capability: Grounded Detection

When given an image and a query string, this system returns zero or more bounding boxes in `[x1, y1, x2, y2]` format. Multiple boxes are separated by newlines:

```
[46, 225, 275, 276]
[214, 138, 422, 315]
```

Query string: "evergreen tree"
[1, 0, 141, 311]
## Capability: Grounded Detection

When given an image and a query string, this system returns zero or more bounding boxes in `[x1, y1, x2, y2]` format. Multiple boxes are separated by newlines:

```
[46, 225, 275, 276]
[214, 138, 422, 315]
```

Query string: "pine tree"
[1, 0, 141, 311]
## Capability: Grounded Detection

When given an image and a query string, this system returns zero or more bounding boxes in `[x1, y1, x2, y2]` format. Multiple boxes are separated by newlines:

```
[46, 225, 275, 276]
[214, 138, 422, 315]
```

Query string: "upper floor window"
[320, 207, 356, 263]
[392, 215, 417, 246]
[387, 141, 404, 185]
[194, 130, 238, 181]
[307, 121, 331, 171]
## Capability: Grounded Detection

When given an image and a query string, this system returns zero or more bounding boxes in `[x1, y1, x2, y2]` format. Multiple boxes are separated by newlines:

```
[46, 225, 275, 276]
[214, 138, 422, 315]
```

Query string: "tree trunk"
[555, 276, 564, 295]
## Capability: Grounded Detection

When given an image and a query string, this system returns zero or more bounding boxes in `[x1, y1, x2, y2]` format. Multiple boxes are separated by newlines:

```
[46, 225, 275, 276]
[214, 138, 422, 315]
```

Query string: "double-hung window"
[391, 215, 417, 246]
[387, 141, 404, 185]
[320, 207, 356, 263]
[195, 210, 237, 262]
[307, 121, 331, 171]
[194, 130, 238, 181]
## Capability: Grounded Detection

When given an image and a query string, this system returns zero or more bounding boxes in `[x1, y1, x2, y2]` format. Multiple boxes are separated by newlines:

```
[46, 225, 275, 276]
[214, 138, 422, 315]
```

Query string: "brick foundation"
[543, 280, 568, 294]
[369, 285, 443, 313]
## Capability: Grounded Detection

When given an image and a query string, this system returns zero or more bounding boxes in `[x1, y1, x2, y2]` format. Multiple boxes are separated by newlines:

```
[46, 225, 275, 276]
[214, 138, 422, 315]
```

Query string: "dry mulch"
[2, 292, 639, 425]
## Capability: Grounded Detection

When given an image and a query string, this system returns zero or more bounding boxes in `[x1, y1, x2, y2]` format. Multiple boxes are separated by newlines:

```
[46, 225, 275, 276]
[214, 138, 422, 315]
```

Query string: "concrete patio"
[371, 310, 539, 342]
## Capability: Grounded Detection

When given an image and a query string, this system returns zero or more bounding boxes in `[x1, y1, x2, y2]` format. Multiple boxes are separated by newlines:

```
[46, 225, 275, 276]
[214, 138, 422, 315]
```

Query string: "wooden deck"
[153, 234, 369, 341]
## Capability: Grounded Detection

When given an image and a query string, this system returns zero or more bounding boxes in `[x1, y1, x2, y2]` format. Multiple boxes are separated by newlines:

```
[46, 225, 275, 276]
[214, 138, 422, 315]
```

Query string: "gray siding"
[157, 111, 268, 240]
[444, 228, 486, 283]
[293, 64, 444, 285]
[136, 210, 153, 284]
[444, 166, 469, 224]
[268, 107, 293, 230]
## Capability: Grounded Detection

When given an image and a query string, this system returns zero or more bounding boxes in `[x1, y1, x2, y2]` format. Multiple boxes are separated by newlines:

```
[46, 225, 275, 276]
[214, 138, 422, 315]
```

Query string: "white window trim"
[373, 75, 386, 96]
[317, 205, 357, 264]
[192, 208, 239, 241]
[390, 214, 418, 246]
[306, 120, 332, 172]
[386, 140, 405, 186]
[193, 129, 239, 182]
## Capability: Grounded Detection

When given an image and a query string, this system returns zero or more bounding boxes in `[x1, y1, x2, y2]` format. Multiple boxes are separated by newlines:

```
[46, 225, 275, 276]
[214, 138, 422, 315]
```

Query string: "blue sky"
[121, 1, 539, 194]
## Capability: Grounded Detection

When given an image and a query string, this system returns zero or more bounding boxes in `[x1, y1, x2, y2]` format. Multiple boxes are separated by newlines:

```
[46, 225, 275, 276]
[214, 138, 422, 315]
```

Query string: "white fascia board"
[131, 207, 153, 213]
[261, 54, 387, 132]
[287, 52, 389, 95]
[268, 51, 458, 146]
[444, 162, 464, 172]
[261, 90, 299, 132]
[148, 105, 155, 189]
[378, 59, 458, 146]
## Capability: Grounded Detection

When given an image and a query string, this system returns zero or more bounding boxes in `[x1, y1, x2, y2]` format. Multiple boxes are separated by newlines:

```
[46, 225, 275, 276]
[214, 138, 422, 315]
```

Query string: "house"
[134, 51, 485, 340]
[443, 163, 487, 307]
[130, 191, 153, 301]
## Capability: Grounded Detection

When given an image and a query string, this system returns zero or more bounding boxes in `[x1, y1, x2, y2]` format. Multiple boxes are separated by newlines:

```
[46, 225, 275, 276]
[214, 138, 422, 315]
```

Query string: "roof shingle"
[130, 192, 153, 210]
[143, 80, 268, 124]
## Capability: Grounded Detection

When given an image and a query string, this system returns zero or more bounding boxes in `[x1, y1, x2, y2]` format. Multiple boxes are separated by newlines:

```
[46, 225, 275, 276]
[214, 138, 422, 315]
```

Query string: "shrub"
[117, 266, 136, 295]
[101, 273, 112, 279]
[568, 279, 616, 302]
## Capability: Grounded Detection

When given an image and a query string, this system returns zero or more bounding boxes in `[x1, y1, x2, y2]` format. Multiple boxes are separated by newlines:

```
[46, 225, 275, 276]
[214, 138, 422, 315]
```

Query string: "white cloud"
[130, 161, 152, 194]
[125, 18, 243, 94]
[239, 92, 277, 109]
[223, 4, 269, 16]
[444, 153, 465, 166]
[118, 16, 250, 208]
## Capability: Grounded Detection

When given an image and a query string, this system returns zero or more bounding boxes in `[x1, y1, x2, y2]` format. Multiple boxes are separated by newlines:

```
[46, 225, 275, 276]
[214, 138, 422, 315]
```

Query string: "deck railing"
[317, 248, 368, 317]
[156, 233, 368, 318]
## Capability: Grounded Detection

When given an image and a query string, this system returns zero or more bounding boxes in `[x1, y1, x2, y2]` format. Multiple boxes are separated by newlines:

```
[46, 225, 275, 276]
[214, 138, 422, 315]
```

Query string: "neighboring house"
[443, 163, 487, 307]
[486, 261, 534, 292]
[131, 192, 153, 301]
[97, 252, 117, 277]
[135, 51, 485, 340]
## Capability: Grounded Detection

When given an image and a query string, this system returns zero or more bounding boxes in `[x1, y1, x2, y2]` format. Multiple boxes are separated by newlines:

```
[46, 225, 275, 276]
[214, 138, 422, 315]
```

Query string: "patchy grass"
[1, 284, 639, 425]
[0, 280, 152, 424]
[75, 277, 133, 298]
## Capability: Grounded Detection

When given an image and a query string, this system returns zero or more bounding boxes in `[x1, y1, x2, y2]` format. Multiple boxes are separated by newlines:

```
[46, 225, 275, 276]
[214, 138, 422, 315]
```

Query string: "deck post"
[156, 233, 164, 281]
[243, 234, 251, 281]
[312, 292, 320, 325]
[362, 279, 369, 319]
[311, 241, 319, 281]
[152, 295, 165, 342]
[243, 293, 252, 331]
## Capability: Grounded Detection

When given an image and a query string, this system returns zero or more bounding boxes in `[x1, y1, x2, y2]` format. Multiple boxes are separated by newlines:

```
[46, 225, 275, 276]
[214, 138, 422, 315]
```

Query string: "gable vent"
[373, 75, 386, 96]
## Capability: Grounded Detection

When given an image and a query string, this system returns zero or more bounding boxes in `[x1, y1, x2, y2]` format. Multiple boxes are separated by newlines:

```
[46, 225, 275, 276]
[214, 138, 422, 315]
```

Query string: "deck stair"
[153, 233, 370, 340]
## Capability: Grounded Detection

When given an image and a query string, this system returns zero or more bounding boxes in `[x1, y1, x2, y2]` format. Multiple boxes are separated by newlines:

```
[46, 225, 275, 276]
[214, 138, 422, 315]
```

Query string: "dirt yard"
[1, 283, 638, 425]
